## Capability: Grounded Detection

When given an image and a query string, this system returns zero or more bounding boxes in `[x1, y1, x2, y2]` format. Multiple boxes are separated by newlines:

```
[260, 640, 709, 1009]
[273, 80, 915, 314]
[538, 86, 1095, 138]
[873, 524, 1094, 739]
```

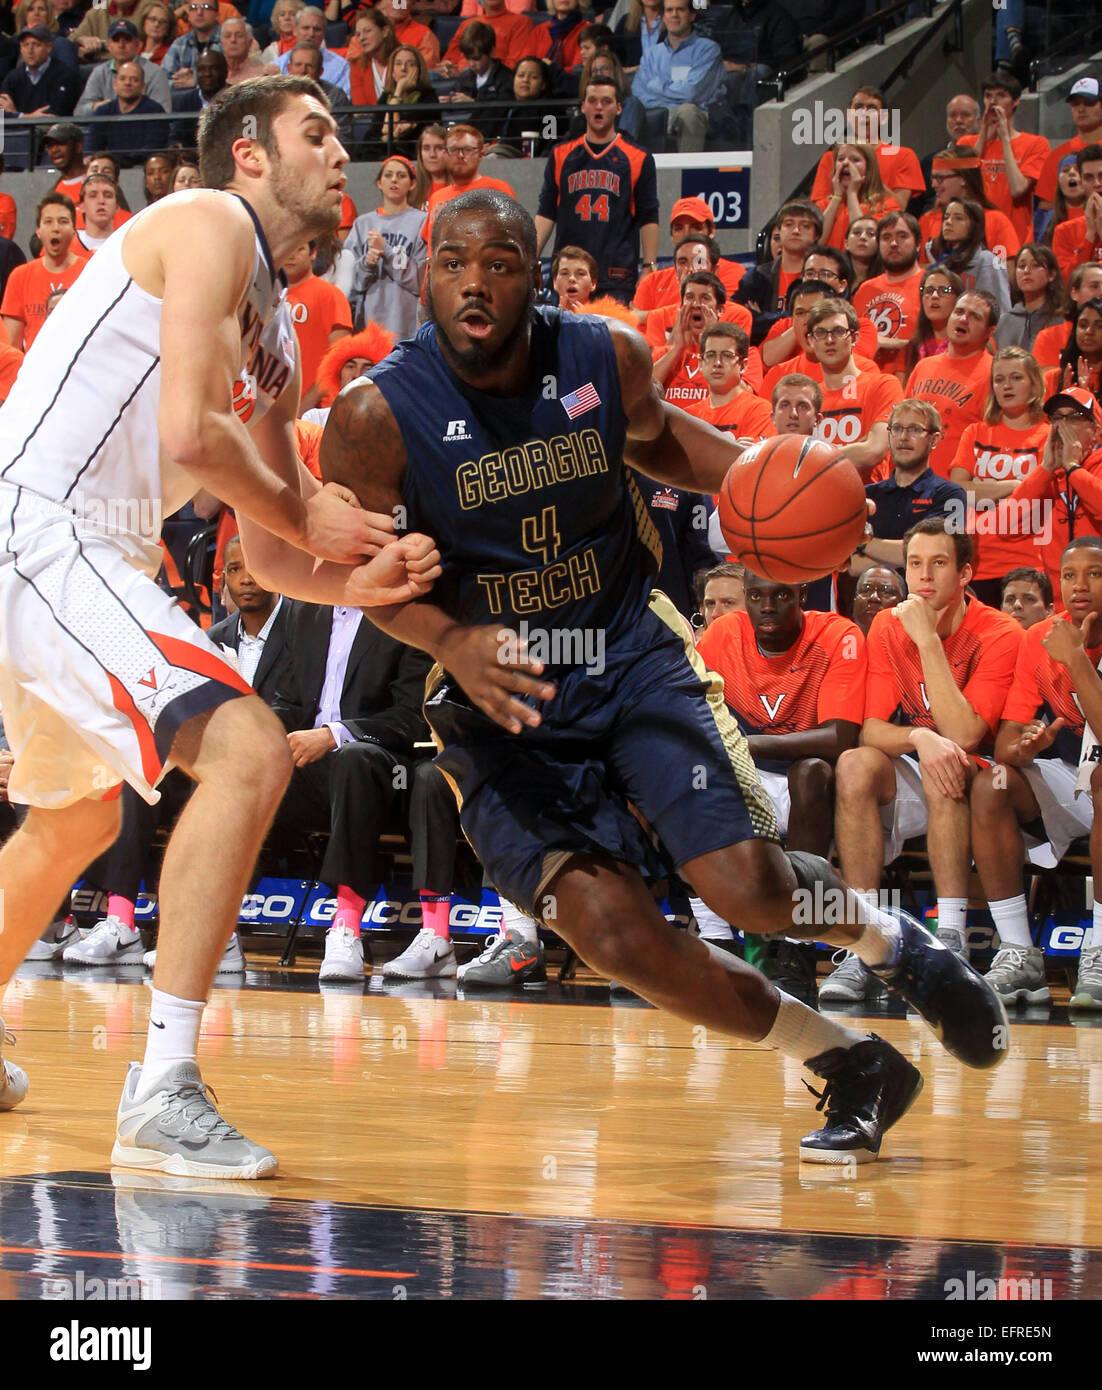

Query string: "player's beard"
[425, 277, 536, 378]
[268, 148, 342, 241]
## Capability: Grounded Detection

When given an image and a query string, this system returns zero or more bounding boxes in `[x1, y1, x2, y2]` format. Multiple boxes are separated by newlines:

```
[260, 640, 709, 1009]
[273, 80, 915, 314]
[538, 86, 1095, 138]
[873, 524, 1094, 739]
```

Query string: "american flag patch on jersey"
[561, 382, 601, 418]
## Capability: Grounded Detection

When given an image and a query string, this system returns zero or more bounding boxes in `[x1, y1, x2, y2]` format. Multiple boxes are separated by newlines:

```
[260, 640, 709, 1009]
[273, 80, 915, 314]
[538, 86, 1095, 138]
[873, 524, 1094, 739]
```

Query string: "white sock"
[847, 891, 901, 968]
[1091, 901, 1102, 951]
[760, 991, 866, 1063]
[689, 896, 735, 942]
[138, 987, 204, 1097]
[989, 895, 1032, 950]
[500, 899, 540, 945]
[937, 898, 968, 935]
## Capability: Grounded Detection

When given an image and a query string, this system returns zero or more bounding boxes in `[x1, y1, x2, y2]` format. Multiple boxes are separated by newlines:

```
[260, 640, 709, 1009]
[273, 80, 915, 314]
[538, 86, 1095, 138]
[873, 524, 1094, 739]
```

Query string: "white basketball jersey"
[0, 191, 296, 573]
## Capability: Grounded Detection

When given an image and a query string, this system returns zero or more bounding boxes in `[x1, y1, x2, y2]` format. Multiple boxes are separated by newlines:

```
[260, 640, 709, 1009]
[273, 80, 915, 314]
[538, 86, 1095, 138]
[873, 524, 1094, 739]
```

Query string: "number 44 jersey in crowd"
[538, 133, 659, 301]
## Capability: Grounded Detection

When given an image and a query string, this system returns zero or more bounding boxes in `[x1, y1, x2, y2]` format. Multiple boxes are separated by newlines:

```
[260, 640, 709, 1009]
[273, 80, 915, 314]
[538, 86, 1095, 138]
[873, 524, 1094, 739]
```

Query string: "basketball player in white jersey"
[0, 75, 440, 1178]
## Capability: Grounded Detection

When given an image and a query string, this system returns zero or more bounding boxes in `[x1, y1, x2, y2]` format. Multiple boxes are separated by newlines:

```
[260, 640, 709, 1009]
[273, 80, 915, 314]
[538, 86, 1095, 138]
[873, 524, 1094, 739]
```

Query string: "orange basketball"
[717, 435, 867, 583]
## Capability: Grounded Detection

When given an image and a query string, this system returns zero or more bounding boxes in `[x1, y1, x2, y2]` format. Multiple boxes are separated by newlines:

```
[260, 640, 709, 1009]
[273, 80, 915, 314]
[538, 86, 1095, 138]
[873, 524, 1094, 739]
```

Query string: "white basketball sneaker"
[143, 933, 246, 975]
[319, 926, 365, 982]
[0, 1020, 29, 1111]
[62, 915, 143, 965]
[381, 927, 457, 979]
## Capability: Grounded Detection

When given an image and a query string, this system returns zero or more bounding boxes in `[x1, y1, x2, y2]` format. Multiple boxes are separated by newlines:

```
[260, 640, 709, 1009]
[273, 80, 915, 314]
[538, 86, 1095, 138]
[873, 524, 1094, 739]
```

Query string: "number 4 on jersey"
[574, 194, 610, 223]
[523, 506, 562, 566]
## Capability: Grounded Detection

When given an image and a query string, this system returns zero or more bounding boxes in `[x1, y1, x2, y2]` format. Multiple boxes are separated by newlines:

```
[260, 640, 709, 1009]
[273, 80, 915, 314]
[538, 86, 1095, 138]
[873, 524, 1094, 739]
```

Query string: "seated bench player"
[697, 572, 868, 1004]
[970, 536, 1102, 1008]
[827, 517, 1022, 1000]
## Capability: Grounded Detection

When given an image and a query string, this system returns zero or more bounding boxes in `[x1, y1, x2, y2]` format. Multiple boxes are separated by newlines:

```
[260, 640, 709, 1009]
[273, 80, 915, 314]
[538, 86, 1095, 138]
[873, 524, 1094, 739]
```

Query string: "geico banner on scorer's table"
[70, 880, 694, 936]
[70, 880, 1093, 958]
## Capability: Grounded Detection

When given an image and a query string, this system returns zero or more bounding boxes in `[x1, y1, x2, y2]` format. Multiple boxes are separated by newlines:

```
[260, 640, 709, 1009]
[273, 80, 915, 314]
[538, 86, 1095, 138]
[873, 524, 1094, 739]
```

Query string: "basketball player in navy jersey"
[318, 190, 1008, 1165]
[0, 77, 440, 1175]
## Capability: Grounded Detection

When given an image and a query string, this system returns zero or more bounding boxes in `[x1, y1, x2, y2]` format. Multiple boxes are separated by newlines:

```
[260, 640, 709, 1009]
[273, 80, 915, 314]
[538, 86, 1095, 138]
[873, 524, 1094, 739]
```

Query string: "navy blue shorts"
[423, 590, 779, 917]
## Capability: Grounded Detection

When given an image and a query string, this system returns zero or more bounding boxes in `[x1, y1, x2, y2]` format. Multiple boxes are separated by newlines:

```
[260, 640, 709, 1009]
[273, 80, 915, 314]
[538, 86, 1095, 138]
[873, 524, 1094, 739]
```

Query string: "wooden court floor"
[1, 956, 1100, 1299]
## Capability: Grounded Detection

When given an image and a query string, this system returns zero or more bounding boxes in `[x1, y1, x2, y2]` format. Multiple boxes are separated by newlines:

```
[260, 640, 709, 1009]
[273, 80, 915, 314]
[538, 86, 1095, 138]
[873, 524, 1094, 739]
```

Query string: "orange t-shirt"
[760, 350, 879, 404]
[653, 345, 709, 407]
[852, 270, 923, 376]
[958, 130, 1051, 246]
[1053, 214, 1102, 280]
[339, 192, 358, 237]
[682, 390, 773, 438]
[811, 144, 927, 202]
[903, 349, 991, 477]
[864, 599, 1022, 739]
[950, 417, 1051, 579]
[632, 257, 745, 312]
[422, 175, 517, 245]
[1032, 320, 1071, 369]
[918, 205, 1019, 263]
[285, 274, 353, 394]
[815, 368, 902, 465]
[1002, 613, 1102, 752]
[644, 299, 752, 348]
[443, 11, 535, 68]
[1036, 136, 1095, 203]
[0, 193, 15, 242]
[698, 608, 867, 735]
[0, 256, 86, 350]
[818, 195, 901, 251]
[0, 340, 23, 400]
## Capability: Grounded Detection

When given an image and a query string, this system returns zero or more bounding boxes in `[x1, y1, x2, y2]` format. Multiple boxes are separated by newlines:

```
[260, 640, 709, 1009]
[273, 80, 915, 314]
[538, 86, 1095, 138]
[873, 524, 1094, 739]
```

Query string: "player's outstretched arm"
[149, 194, 381, 566]
[610, 318, 746, 493]
[238, 354, 410, 605]
[322, 380, 556, 733]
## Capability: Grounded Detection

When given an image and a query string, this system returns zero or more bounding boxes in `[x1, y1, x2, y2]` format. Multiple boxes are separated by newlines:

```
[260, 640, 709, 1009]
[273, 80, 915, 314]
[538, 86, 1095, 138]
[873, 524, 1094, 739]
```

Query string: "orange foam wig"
[315, 322, 397, 406]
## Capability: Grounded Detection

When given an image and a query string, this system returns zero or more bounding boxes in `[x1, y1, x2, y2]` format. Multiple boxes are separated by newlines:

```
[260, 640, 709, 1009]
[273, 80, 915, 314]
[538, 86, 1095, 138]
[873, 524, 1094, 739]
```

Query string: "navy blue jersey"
[369, 307, 662, 658]
[537, 134, 659, 299]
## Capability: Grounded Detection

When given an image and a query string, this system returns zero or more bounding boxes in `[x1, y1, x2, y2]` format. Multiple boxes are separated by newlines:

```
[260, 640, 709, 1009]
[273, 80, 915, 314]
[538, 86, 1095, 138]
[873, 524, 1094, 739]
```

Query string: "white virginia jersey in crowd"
[0, 191, 296, 575]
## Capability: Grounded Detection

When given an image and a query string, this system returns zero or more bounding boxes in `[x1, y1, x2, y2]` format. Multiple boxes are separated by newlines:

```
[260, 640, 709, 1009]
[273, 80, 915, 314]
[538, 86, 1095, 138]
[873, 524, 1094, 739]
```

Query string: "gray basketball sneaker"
[1070, 946, 1102, 1011]
[457, 928, 547, 989]
[111, 1061, 277, 1179]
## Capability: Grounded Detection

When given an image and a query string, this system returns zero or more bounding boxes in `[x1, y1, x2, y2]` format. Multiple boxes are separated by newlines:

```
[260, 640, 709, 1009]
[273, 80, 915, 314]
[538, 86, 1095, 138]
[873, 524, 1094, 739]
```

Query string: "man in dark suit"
[269, 600, 433, 982]
[0, 26, 80, 118]
[61, 537, 291, 970]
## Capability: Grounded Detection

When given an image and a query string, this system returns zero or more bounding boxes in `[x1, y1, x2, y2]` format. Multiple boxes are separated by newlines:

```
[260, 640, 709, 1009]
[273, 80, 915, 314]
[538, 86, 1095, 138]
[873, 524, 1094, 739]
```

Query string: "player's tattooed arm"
[609, 319, 746, 493]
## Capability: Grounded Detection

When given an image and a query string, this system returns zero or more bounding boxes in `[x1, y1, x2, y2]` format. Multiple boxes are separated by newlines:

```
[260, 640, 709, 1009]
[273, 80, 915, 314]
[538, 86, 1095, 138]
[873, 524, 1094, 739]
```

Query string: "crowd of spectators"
[2, 12, 1102, 1012]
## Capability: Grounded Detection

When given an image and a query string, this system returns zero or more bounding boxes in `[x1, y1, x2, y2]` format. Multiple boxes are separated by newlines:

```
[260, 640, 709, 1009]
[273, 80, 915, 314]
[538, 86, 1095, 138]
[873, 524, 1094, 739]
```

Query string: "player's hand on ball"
[344, 534, 442, 607]
[437, 624, 557, 734]
[910, 727, 971, 799]
[301, 483, 395, 562]
[1042, 611, 1094, 666]
[891, 594, 938, 643]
